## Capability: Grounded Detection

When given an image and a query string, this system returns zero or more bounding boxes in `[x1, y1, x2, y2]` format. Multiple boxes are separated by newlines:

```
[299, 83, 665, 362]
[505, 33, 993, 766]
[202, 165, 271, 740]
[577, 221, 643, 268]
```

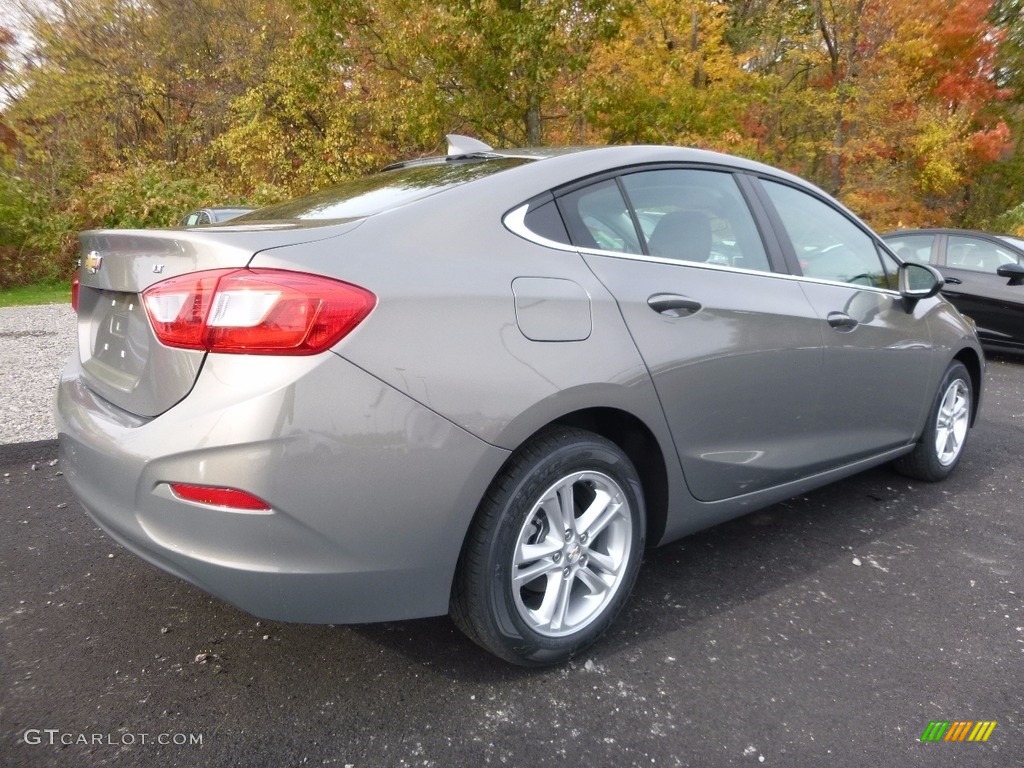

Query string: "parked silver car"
[57, 138, 983, 665]
[178, 206, 254, 226]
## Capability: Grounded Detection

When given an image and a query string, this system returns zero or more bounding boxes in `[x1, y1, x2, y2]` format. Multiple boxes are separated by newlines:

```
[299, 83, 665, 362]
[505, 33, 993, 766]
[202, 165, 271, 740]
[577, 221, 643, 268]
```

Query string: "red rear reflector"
[71, 274, 80, 313]
[170, 483, 271, 511]
[142, 269, 376, 354]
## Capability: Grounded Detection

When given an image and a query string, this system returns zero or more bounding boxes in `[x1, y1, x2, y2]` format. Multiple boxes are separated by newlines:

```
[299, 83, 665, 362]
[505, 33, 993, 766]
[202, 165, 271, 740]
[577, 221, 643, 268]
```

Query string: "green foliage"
[72, 164, 237, 231]
[0, 281, 72, 307]
[0, 155, 77, 287]
[990, 203, 1024, 235]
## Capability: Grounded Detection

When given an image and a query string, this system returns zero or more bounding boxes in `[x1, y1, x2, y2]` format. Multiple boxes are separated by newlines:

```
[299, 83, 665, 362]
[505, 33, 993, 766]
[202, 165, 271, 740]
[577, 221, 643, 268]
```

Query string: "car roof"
[883, 228, 1020, 240]
[392, 142, 810, 185]
[234, 140, 856, 230]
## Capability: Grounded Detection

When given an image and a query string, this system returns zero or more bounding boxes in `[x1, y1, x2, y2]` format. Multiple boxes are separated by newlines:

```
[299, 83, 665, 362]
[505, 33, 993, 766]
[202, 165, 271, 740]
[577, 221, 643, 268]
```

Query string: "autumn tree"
[321, 0, 622, 146]
[727, 0, 1011, 229]
[964, 0, 1024, 230]
[583, 0, 762, 153]
[5, 0, 293, 185]
[0, 0, 295, 281]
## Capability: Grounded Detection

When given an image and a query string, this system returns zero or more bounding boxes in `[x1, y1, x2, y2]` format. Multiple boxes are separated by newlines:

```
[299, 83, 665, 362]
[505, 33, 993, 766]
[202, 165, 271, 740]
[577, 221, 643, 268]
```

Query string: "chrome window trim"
[503, 203, 901, 297]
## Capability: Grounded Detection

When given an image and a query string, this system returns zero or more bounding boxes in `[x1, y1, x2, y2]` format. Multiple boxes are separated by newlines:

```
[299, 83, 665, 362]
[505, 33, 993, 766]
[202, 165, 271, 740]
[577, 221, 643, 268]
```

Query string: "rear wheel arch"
[548, 408, 669, 546]
[482, 406, 670, 548]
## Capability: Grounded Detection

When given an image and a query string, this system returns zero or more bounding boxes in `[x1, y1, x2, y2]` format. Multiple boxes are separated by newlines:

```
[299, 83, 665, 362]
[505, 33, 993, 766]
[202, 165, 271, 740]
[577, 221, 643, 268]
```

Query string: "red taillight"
[71, 274, 80, 313]
[170, 483, 271, 511]
[142, 269, 376, 354]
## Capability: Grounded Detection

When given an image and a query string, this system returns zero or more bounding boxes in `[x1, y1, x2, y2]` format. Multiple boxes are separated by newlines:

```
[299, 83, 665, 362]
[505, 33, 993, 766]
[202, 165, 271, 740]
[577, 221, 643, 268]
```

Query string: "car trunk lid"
[74, 222, 359, 417]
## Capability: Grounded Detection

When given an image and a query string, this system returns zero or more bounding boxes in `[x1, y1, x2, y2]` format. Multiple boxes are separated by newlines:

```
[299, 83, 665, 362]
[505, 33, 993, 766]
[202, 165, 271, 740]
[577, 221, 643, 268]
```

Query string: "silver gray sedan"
[57, 138, 983, 665]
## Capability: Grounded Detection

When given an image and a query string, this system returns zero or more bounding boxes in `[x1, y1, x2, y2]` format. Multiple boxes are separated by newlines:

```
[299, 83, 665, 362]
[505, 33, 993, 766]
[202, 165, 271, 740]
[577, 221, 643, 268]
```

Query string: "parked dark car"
[59, 138, 984, 666]
[178, 206, 254, 226]
[883, 229, 1024, 353]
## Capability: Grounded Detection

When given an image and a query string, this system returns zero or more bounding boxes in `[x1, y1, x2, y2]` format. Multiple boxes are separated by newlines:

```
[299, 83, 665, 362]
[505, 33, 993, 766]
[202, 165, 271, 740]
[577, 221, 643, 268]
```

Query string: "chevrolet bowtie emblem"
[83, 251, 103, 274]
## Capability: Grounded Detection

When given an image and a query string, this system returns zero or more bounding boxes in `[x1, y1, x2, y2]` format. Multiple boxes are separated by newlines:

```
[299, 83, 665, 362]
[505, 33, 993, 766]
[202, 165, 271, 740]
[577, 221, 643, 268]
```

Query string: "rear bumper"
[56, 350, 509, 623]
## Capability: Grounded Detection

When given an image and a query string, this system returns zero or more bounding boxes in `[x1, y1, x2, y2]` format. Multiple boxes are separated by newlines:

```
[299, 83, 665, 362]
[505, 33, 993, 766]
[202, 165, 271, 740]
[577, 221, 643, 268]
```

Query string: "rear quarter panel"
[248, 176, 672, 450]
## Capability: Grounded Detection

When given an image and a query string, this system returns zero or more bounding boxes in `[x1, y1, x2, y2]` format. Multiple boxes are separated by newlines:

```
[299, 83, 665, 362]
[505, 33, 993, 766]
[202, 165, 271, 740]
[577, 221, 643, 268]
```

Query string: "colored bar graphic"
[944, 721, 972, 741]
[921, 722, 950, 742]
[969, 722, 998, 742]
[921, 721, 996, 743]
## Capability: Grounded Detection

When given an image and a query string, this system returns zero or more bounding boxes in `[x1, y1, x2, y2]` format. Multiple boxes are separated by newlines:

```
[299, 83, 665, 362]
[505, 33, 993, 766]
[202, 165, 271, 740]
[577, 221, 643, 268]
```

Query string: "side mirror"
[996, 262, 1024, 286]
[899, 262, 944, 312]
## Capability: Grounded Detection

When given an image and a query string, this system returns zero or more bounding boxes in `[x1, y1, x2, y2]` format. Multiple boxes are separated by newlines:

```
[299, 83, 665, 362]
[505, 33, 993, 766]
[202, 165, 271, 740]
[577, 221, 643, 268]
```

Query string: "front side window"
[762, 180, 890, 288]
[947, 235, 1022, 273]
[885, 234, 935, 264]
[620, 169, 771, 272]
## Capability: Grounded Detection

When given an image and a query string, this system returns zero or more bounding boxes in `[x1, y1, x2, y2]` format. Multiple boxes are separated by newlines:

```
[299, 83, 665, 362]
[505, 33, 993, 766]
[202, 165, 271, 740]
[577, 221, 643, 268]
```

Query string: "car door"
[559, 168, 827, 503]
[755, 179, 934, 460]
[936, 233, 1024, 349]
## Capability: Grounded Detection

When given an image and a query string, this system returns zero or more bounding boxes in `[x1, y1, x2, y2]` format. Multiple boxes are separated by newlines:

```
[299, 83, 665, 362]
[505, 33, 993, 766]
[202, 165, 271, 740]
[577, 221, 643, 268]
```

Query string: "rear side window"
[557, 180, 643, 254]
[245, 158, 531, 221]
[762, 180, 892, 289]
[620, 169, 771, 271]
[523, 199, 570, 243]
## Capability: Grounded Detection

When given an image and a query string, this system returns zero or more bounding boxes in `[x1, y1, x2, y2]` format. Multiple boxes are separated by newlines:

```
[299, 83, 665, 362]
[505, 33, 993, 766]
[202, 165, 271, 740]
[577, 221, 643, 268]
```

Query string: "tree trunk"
[526, 102, 541, 145]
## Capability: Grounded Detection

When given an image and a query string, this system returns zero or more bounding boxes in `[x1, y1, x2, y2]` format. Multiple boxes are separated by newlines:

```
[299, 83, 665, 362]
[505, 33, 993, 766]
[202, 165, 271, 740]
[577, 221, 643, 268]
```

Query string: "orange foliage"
[970, 122, 1013, 162]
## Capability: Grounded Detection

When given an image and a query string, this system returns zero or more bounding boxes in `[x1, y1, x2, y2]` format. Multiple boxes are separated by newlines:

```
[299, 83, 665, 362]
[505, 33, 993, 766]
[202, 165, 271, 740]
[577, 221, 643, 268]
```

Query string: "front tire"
[451, 427, 645, 666]
[894, 361, 973, 481]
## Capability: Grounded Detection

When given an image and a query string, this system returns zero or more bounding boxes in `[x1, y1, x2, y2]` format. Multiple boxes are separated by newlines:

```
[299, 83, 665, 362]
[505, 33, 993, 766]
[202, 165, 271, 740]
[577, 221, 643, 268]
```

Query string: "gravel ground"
[0, 303, 76, 444]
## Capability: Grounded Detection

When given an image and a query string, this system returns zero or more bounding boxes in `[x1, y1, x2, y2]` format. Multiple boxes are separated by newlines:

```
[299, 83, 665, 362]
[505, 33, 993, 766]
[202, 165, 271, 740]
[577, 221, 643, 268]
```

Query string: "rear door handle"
[827, 311, 858, 331]
[647, 294, 702, 317]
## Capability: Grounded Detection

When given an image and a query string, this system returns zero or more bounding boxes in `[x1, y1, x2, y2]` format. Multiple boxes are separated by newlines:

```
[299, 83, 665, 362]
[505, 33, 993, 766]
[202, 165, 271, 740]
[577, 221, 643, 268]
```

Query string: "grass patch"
[0, 281, 72, 308]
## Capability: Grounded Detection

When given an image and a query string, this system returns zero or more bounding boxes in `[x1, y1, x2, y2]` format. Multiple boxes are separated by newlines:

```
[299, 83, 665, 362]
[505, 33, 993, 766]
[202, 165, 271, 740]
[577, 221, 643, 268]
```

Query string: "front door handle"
[943, 275, 962, 285]
[827, 311, 858, 331]
[648, 294, 702, 318]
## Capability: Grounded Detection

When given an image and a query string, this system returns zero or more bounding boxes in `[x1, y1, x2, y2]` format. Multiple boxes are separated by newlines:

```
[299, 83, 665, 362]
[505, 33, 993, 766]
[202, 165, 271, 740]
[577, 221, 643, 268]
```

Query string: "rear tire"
[894, 361, 972, 482]
[451, 427, 645, 666]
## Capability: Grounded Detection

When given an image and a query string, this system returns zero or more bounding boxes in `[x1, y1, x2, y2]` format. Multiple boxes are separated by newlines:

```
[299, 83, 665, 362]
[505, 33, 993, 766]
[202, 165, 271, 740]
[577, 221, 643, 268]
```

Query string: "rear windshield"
[241, 158, 532, 221]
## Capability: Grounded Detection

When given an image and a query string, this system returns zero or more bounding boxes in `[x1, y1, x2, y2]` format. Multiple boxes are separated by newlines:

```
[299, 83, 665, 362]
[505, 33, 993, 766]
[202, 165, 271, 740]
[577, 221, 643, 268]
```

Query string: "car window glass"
[619, 169, 771, 272]
[876, 245, 900, 290]
[885, 234, 935, 264]
[762, 180, 889, 288]
[197, 212, 211, 225]
[557, 180, 642, 254]
[523, 199, 570, 244]
[245, 158, 531, 221]
[183, 213, 200, 226]
[947, 235, 1021, 273]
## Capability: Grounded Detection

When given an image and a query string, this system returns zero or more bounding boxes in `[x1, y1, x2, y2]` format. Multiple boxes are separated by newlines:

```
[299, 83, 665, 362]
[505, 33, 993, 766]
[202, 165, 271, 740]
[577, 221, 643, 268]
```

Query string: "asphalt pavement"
[1, 358, 1022, 768]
